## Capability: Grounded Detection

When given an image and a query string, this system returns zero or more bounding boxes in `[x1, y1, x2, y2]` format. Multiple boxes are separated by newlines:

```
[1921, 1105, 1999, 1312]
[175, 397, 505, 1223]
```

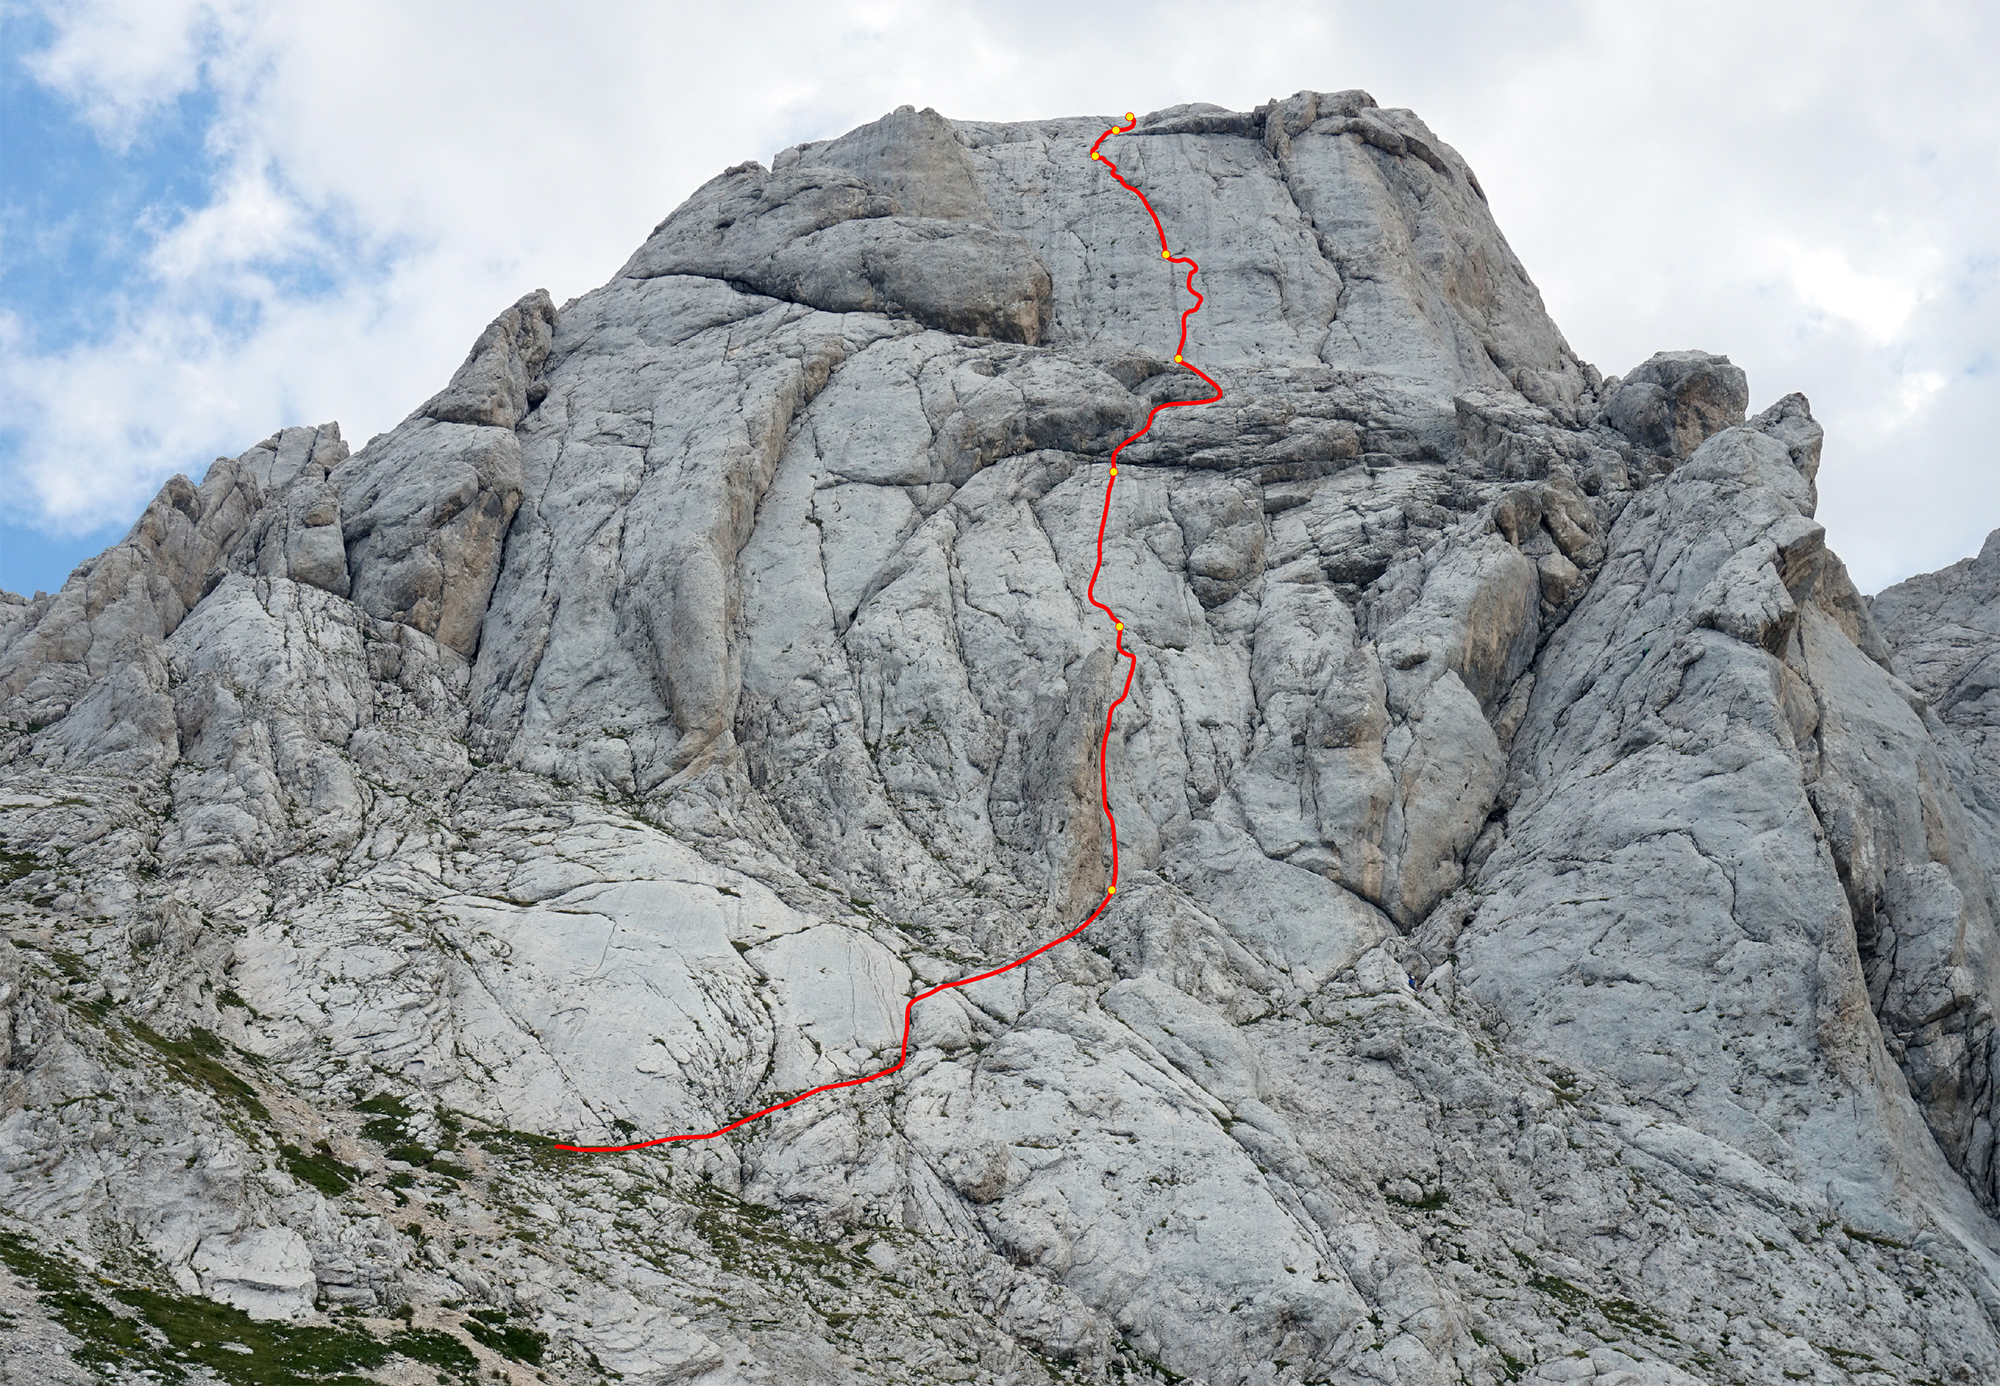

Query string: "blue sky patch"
[0, 17, 221, 354]
[0, 515, 125, 598]
[0, 8, 394, 597]
[1, 8, 223, 593]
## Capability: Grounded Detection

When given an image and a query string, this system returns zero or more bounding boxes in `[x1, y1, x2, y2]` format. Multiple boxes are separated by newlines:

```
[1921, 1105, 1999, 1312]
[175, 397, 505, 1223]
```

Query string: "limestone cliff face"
[3, 94, 2000, 1386]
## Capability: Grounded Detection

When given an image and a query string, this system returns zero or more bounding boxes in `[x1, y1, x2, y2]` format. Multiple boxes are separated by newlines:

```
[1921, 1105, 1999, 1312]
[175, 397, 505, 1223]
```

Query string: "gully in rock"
[556, 111, 1225, 1154]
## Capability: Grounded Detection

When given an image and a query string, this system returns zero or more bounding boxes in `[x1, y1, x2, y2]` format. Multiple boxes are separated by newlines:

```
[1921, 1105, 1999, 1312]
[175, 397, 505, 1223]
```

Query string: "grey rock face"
[3, 92, 2000, 1386]
[332, 292, 553, 658]
[1600, 349, 1750, 461]
[1876, 527, 2000, 793]
[626, 107, 1051, 344]
[337, 419, 524, 657]
[1866, 526, 2000, 1211]
[0, 427, 341, 773]
[424, 287, 558, 428]
[233, 423, 354, 597]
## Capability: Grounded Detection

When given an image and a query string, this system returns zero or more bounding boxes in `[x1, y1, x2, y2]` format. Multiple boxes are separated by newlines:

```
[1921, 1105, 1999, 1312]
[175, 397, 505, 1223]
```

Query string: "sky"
[0, 0, 1995, 598]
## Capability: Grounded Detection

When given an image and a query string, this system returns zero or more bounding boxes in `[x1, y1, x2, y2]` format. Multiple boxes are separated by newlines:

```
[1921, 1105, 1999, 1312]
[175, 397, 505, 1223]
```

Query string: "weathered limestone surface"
[3, 92, 2000, 1386]
[1876, 528, 2000, 800]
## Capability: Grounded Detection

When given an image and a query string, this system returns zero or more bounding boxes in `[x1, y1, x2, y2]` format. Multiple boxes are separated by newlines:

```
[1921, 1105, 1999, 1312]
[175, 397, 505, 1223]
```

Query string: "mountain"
[4, 91, 2000, 1386]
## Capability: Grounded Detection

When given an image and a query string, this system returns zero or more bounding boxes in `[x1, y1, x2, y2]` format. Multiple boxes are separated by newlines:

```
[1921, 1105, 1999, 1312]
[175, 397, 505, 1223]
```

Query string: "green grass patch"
[1385, 1187, 1450, 1211]
[113, 1283, 392, 1383]
[1470, 1327, 1527, 1380]
[467, 1124, 592, 1171]
[1128, 1352, 1188, 1384]
[389, 1326, 479, 1377]
[0, 1227, 485, 1384]
[689, 1180, 872, 1283]
[42, 947, 91, 983]
[358, 1116, 405, 1146]
[280, 1143, 359, 1198]
[1843, 1225, 1910, 1250]
[354, 1095, 418, 1151]
[464, 1307, 547, 1365]
[1601, 1296, 1679, 1340]
[355, 1095, 473, 1181]
[0, 846, 40, 885]
[128, 1023, 270, 1123]
[1523, 1268, 1679, 1345]
[1529, 1273, 1591, 1308]
[0, 1229, 158, 1380]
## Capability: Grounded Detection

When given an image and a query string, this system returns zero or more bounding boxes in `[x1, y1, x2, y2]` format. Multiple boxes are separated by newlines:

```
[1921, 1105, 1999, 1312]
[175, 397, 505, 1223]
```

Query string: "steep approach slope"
[3, 94, 2000, 1386]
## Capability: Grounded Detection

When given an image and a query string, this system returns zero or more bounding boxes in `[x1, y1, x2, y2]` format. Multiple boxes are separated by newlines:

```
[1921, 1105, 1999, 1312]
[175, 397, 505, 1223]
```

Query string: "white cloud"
[21, 0, 246, 143]
[1891, 369, 1950, 425]
[1769, 240, 1929, 346]
[143, 160, 311, 283]
[3, 0, 1997, 594]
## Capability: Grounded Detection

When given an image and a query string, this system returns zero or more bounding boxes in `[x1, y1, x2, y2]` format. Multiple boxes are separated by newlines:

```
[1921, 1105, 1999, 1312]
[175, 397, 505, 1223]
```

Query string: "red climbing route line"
[557, 113, 1223, 1154]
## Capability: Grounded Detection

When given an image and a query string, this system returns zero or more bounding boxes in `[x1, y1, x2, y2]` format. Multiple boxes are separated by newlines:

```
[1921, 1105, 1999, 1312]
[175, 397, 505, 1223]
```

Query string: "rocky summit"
[3, 91, 1999, 1386]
